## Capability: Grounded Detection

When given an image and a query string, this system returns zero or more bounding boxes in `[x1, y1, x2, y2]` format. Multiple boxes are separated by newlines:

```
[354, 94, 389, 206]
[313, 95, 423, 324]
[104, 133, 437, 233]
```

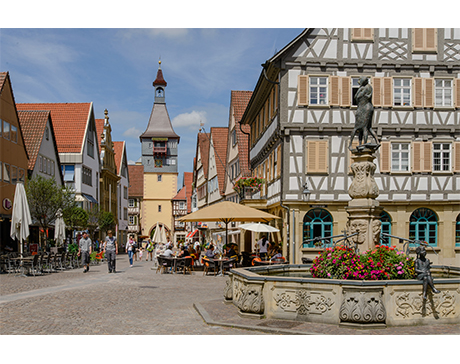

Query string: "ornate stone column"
[346, 147, 383, 253]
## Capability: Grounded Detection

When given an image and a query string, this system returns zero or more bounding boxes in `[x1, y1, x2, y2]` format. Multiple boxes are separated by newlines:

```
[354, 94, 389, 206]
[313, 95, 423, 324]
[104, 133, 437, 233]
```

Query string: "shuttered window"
[412, 28, 437, 53]
[455, 79, 460, 108]
[413, 78, 434, 108]
[330, 76, 351, 106]
[412, 142, 432, 172]
[454, 142, 460, 172]
[277, 145, 282, 177]
[380, 141, 391, 173]
[298, 75, 309, 106]
[372, 77, 393, 107]
[352, 28, 374, 41]
[306, 140, 329, 173]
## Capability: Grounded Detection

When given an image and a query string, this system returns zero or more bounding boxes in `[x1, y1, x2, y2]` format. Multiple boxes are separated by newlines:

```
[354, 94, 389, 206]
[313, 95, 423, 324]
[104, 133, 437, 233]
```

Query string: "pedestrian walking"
[78, 231, 92, 273]
[104, 230, 118, 273]
[146, 240, 154, 261]
[126, 235, 136, 267]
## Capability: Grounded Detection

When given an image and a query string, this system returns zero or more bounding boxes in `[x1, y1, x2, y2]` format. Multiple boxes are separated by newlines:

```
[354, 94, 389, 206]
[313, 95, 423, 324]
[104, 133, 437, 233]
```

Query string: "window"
[3, 163, 10, 183]
[179, 201, 186, 210]
[124, 208, 128, 220]
[45, 127, 49, 140]
[309, 77, 328, 105]
[433, 143, 451, 171]
[435, 79, 453, 107]
[19, 168, 25, 182]
[158, 205, 162, 213]
[456, 214, 460, 247]
[129, 215, 137, 225]
[352, 28, 374, 41]
[393, 78, 411, 106]
[231, 128, 237, 146]
[82, 166, 92, 186]
[62, 165, 75, 182]
[391, 143, 410, 171]
[409, 208, 437, 246]
[123, 186, 128, 199]
[11, 166, 17, 184]
[128, 199, 135, 207]
[2, 120, 10, 140]
[351, 78, 361, 106]
[379, 211, 392, 246]
[302, 209, 333, 248]
[157, 174, 162, 182]
[10, 125, 17, 143]
[412, 28, 437, 53]
[87, 136, 94, 158]
[306, 140, 329, 173]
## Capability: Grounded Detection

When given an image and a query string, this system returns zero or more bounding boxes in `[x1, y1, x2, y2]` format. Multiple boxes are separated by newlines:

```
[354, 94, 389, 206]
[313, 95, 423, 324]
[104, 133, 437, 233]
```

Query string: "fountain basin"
[224, 264, 460, 328]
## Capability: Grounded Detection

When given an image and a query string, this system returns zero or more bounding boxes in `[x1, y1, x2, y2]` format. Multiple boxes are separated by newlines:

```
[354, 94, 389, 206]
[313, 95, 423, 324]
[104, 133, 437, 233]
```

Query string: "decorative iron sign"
[2, 198, 12, 210]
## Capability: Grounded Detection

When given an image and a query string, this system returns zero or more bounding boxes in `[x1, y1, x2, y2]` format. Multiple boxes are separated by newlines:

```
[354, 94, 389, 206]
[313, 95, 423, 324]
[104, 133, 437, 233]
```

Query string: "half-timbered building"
[241, 28, 460, 265]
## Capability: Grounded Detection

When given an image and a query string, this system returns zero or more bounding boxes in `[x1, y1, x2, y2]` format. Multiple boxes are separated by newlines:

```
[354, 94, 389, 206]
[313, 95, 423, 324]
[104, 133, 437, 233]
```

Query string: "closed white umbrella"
[152, 222, 161, 243]
[160, 225, 167, 244]
[10, 182, 32, 258]
[239, 222, 279, 233]
[54, 208, 66, 246]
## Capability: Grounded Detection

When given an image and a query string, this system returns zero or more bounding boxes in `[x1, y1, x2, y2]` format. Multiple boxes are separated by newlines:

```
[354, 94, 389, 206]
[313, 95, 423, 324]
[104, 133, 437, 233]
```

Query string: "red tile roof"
[210, 127, 229, 196]
[17, 110, 50, 171]
[183, 172, 193, 213]
[128, 164, 144, 197]
[113, 141, 125, 175]
[231, 91, 252, 177]
[172, 186, 186, 201]
[197, 132, 210, 179]
[95, 118, 104, 154]
[16, 103, 92, 154]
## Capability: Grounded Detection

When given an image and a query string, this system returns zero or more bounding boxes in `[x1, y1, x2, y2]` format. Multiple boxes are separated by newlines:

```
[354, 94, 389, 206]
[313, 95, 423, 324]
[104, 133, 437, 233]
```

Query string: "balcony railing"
[238, 186, 261, 201]
[153, 146, 167, 154]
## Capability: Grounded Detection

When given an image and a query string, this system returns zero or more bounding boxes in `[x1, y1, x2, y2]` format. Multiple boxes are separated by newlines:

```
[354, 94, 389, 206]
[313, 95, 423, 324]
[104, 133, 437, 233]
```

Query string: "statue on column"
[349, 77, 380, 151]
[415, 245, 440, 300]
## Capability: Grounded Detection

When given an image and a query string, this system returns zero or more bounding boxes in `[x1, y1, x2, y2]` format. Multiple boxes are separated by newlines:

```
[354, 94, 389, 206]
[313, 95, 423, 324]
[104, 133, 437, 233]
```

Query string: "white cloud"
[172, 110, 207, 130]
[123, 127, 142, 138]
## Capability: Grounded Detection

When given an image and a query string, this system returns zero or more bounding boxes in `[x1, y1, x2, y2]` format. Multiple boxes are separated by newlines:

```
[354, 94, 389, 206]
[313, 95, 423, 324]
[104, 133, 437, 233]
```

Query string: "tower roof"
[153, 60, 167, 87]
[140, 61, 179, 141]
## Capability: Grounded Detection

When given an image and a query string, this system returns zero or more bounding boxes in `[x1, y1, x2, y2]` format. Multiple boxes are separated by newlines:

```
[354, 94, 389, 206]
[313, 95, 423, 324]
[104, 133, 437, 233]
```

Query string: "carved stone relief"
[394, 290, 457, 319]
[273, 289, 334, 316]
[349, 161, 379, 199]
[224, 276, 233, 301]
[233, 277, 264, 315]
[347, 219, 368, 245]
[339, 289, 386, 324]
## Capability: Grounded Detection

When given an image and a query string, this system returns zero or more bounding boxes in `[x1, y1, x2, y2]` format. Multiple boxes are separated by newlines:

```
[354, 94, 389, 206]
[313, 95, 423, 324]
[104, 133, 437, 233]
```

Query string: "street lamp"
[303, 182, 311, 201]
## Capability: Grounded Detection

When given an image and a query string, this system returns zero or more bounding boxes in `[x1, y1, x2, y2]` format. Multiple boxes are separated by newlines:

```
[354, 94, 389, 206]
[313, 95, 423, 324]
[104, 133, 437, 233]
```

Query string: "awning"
[82, 194, 98, 203]
[186, 229, 199, 238]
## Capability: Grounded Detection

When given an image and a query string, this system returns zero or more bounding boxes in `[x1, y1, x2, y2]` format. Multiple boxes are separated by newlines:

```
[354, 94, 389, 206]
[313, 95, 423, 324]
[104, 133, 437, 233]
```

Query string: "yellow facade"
[142, 172, 177, 238]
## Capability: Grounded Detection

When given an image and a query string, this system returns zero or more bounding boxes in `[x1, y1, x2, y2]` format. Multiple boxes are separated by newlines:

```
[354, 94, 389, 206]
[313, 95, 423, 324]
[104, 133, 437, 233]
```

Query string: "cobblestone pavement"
[1, 255, 459, 336]
[0, 255, 264, 335]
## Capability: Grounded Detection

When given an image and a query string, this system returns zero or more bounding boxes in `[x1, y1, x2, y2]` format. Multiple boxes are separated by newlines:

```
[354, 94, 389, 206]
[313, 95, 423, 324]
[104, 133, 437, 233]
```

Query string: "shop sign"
[3, 198, 12, 210]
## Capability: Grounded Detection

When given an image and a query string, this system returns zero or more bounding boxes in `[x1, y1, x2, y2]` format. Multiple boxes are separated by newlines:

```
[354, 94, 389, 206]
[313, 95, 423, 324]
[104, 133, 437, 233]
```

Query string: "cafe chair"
[222, 258, 237, 274]
[202, 257, 217, 276]
[252, 257, 262, 266]
[22, 254, 39, 276]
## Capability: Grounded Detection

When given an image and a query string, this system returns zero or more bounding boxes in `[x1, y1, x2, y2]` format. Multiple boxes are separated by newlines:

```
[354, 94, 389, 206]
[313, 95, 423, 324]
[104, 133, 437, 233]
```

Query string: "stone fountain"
[223, 77, 460, 328]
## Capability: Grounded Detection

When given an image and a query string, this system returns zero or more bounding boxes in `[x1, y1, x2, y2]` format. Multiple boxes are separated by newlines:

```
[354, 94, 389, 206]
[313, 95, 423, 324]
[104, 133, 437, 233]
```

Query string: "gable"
[16, 102, 93, 154]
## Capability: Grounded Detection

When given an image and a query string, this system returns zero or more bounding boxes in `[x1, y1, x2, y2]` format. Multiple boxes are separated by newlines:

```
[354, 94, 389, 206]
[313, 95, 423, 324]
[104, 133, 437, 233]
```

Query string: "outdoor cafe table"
[211, 257, 228, 276]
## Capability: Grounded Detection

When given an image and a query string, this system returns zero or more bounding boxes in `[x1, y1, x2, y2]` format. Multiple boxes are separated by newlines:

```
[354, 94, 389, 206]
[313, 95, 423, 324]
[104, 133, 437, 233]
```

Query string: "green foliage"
[26, 175, 76, 232]
[67, 243, 79, 253]
[233, 177, 265, 194]
[99, 210, 116, 233]
[63, 206, 88, 231]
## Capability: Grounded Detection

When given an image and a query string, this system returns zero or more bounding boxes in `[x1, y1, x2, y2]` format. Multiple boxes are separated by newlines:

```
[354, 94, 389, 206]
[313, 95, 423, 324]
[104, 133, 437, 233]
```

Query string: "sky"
[1, 27, 304, 185]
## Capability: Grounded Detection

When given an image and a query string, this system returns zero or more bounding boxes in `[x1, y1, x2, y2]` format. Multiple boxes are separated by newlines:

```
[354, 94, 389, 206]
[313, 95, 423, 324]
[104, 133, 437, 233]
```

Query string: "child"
[139, 247, 144, 261]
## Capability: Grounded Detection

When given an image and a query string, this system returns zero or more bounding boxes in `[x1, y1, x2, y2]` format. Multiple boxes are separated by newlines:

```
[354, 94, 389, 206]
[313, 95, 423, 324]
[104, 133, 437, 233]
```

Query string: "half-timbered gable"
[242, 28, 460, 265]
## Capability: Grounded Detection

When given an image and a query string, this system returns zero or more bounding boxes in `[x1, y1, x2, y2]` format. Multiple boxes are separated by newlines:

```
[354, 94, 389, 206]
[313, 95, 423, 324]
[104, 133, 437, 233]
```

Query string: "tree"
[26, 175, 76, 245]
[63, 206, 88, 232]
[99, 210, 116, 234]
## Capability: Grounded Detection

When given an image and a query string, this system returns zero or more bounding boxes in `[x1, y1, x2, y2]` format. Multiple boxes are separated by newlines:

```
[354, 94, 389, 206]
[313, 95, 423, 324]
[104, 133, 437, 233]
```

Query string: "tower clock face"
[155, 159, 163, 167]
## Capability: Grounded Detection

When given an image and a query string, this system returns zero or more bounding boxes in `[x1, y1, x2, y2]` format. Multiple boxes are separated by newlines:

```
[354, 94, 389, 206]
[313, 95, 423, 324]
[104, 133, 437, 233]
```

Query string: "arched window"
[409, 208, 438, 246]
[456, 214, 460, 247]
[379, 211, 392, 246]
[302, 208, 333, 248]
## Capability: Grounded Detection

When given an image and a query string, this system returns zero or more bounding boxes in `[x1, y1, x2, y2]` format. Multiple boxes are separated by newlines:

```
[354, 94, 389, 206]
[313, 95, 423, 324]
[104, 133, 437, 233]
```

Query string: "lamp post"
[302, 182, 311, 201]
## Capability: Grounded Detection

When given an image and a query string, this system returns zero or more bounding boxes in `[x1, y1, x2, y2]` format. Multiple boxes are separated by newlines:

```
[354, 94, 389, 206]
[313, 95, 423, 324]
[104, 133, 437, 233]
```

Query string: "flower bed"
[310, 245, 415, 280]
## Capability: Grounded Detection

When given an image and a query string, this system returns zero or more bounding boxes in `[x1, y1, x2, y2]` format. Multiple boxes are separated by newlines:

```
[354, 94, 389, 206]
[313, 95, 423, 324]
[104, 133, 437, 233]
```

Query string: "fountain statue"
[346, 77, 382, 253]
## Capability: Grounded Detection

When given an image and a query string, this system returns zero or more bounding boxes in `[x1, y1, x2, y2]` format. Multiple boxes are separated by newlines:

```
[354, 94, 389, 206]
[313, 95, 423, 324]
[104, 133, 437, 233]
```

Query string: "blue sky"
[1, 27, 303, 184]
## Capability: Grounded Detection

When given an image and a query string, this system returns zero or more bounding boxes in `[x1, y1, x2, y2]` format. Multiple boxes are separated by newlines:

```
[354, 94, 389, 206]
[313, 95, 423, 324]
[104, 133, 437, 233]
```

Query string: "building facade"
[114, 141, 129, 248]
[127, 164, 143, 242]
[139, 61, 180, 239]
[0, 72, 29, 252]
[241, 28, 460, 265]
[16, 102, 101, 212]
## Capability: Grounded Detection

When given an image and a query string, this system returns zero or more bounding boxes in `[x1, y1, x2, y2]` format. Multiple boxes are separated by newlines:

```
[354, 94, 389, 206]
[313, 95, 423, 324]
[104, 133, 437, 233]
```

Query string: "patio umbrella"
[54, 208, 66, 246]
[178, 201, 280, 250]
[239, 222, 280, 233]
[151, 222, 161, 243]
[10, 182, 32, 258]
[160, 225, 167, 244]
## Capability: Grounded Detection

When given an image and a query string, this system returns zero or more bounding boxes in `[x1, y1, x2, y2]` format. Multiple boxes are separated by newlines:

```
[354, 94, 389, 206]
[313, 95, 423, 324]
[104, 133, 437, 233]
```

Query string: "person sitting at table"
[177, 243, 190, 258]
[270, 248, 283, 261]
[267, 242, 277, 258]
[225, 244, 237, 259]
[205, 244, 216, 259]
[162, 245, 175, 258]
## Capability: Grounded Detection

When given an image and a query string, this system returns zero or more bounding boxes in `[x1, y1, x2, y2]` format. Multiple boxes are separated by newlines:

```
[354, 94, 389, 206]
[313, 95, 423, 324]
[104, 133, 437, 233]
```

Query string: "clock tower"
[139, 61, 180, 239]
